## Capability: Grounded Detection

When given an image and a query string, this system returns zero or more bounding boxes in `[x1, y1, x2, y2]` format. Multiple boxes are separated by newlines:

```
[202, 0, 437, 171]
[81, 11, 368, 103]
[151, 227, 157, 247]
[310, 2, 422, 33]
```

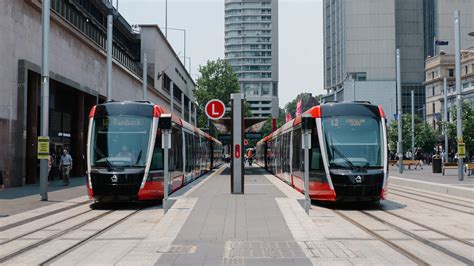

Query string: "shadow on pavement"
[0, 176, 86, 200]
[90, 200, 162, 210]
[311, 198, 407, 211]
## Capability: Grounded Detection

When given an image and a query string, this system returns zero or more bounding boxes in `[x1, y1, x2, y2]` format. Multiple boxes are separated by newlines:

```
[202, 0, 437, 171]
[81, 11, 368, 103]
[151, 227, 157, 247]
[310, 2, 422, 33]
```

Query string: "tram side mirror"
[159, 114, 172, 130]
[302, 115, 315, 131]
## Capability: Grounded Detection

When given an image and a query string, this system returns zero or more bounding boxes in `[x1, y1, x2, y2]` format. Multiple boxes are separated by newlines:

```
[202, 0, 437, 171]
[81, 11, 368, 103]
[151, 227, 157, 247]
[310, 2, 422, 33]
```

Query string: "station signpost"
[230, 94, 244, 194]
[159, 114, 172, 213]
[302, 114, 314, 214]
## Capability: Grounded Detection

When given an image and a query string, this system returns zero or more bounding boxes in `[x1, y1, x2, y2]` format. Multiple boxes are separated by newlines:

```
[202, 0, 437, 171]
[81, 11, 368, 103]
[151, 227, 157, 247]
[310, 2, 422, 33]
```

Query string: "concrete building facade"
[322, 0, 474, 121]
[224, 0, 279, 118]
[0, 0, 195, 187]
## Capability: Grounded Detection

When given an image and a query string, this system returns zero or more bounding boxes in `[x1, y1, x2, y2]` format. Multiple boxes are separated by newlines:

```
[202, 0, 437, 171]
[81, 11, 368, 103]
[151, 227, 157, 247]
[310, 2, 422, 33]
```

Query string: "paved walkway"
[157, 167, 312, 266]
[389, 165, 474, 187]
[0, 176, 87, 216]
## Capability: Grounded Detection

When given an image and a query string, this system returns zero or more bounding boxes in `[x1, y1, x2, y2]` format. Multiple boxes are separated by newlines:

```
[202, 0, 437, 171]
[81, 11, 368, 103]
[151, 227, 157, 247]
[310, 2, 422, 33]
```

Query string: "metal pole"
[183, 30, 186, 72]
[444, 78, 449, 162]
[40, 0, 50, 201]
[397, 49, 403, 173]
[143, 52, 147, 100]
[454, 10, 464, 181]
[411, 90, 415, 159]
[163, 130, 171, 213]
[106, 12, 113, 101]
[165, 0, 168, 38]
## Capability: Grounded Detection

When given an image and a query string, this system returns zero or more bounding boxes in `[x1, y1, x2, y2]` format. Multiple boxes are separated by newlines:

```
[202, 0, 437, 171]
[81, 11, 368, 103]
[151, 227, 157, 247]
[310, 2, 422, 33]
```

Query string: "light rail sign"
[37, 136, 50, 160]
[205, 99, 225, 120]
[458, 142, 465, 158]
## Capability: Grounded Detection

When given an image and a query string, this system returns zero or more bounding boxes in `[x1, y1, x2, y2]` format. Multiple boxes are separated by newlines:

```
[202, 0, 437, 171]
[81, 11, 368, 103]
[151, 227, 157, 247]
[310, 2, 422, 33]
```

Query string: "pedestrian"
[247, 148, 253, 166]
[48, 153, 54, 179]
[59, 149, 73, 186]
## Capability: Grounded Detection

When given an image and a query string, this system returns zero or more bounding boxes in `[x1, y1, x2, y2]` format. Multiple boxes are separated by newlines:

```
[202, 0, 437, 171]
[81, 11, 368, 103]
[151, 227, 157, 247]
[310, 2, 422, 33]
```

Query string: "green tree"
[260, 108, 285, 139]
[284, 93, 320, 117]
[387, 114, 437, 154]
[446, 100, 474, 158]
[193, 59, 251, 131]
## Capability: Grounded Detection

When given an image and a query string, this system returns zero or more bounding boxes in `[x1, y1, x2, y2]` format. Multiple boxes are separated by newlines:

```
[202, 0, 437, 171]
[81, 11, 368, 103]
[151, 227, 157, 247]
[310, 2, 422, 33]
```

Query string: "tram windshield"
[322, 116, 383, 169]
[90, 116, 152, 168]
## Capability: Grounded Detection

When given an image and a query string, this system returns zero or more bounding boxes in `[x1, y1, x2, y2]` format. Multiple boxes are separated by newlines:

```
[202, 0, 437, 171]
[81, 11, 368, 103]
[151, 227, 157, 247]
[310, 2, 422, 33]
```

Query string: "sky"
[118, 0, 324, 108]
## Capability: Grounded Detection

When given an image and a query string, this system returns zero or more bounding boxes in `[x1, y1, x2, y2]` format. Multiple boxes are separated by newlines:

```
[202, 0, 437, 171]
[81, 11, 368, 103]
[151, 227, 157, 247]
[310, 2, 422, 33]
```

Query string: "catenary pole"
[397, 49, 403, 173]
[411, 90, 415, 159]
[40, 0, 51, 201]
[454, 10, 464, 181]
[106, 10, 113, 101]
[444, 78, 449, 162]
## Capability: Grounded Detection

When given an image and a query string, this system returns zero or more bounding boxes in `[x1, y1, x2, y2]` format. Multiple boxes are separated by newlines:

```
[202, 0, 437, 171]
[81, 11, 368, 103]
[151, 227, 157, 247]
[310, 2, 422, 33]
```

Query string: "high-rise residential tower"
[225, 0, 279, 118]
[322, 0, 473, 121]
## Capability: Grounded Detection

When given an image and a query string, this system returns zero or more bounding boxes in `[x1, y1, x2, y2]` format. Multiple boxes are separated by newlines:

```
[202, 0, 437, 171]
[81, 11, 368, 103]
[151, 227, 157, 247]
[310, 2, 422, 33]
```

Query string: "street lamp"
[468, 32, 474, 37]
[454, 10, 464, 181]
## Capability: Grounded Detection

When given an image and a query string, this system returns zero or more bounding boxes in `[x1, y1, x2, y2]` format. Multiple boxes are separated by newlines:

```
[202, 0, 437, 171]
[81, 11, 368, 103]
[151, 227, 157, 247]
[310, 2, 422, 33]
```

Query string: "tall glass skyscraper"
[224, 0, 279, 118]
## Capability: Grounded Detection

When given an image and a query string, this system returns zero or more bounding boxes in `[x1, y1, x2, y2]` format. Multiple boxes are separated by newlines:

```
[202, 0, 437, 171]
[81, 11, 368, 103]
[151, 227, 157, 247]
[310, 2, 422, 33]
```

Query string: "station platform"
[388, 165, 474, 198]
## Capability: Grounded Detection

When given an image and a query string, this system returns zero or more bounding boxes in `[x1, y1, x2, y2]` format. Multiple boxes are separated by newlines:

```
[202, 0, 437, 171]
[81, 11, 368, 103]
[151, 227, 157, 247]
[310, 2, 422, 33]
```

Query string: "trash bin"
[432, 158, 442, 173]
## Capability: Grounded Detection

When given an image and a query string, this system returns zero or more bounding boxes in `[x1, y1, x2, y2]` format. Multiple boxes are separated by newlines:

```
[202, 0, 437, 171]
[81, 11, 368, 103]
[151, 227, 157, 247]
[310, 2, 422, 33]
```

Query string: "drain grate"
[222, 240, 363, 262]
[157, 245, 197, 254]
[223, 240, 306, 260]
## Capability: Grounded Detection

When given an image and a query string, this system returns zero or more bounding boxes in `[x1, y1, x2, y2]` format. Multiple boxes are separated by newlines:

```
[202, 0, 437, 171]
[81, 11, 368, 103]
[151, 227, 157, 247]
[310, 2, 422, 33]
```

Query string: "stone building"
[0, 0, 196, 187]
[424, 49, 474, 128]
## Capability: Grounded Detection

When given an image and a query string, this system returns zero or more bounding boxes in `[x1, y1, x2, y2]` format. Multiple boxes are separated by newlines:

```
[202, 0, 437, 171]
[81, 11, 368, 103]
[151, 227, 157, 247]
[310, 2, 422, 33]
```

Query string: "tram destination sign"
[245, 132, 262, 140]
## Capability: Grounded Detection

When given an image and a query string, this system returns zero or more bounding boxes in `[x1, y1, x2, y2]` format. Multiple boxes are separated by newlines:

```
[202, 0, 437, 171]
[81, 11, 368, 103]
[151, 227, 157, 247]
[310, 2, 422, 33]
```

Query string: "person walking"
[59, 149, 73, 186]
[247, 148, 253, 166]
[48, 153, 54, 180]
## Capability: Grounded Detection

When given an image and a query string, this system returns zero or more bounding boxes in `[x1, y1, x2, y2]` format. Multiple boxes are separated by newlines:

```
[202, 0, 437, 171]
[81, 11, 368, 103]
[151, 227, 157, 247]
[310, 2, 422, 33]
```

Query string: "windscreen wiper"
[330, 144, 361, 172]
[93, 145, 116, 171]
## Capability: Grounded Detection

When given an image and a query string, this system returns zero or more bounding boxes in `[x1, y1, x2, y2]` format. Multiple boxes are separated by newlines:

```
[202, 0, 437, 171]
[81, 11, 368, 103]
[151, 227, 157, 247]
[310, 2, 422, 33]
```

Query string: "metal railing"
[50, 0, 154, 87]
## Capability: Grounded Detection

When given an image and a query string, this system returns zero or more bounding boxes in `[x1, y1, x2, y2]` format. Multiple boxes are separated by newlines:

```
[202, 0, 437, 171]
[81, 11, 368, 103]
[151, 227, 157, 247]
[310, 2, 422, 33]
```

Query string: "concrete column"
[188, 100, 192, 123]
[181, 93, 185, 118]
[170, 81, 174, 114]
[72, 93, 84, 177]
[25, 73, 40, 184]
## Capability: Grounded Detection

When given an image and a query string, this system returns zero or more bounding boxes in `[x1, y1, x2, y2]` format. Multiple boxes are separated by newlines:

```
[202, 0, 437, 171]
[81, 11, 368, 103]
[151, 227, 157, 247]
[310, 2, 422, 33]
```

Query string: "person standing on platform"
[59, 149, 73, 186]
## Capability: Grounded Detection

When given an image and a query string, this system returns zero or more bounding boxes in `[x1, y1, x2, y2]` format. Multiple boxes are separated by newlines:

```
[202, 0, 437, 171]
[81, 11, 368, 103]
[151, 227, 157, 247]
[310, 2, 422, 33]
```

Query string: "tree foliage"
[284, 93, 320, 117]
[446, 100, 474, 157]
[193, 59, 251, 130]
[387, 114, 437, 154]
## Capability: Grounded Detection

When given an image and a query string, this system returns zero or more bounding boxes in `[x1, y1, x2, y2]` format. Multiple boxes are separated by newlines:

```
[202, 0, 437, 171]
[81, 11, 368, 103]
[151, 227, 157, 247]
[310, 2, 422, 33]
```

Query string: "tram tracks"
[388, 188, 473, 215]
[0, 200, 92, 232]
[334, 207, 474, 265]
[389, 185, 474, 205]
[0, 207, 145, 264]
[39, 208, 143, 266]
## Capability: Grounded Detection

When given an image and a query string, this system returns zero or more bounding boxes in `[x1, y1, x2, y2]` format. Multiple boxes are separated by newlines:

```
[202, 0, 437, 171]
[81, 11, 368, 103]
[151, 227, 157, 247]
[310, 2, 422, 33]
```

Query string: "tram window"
[292, 128, 301, 175]
[150, 132, 164, 171]
[175, 128, 183, 170]
[310, 128, 324, 171]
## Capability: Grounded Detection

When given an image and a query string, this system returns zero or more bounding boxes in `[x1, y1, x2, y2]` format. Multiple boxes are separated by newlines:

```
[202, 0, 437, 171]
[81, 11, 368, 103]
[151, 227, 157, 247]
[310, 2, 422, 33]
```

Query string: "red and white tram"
[86, 101, 222, 202]
[256, 102, 388, 202]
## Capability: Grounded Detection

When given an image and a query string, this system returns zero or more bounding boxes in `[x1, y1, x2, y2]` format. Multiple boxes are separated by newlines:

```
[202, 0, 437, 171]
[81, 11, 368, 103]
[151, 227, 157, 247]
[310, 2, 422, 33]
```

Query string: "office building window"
[449, 69, 454, 77]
